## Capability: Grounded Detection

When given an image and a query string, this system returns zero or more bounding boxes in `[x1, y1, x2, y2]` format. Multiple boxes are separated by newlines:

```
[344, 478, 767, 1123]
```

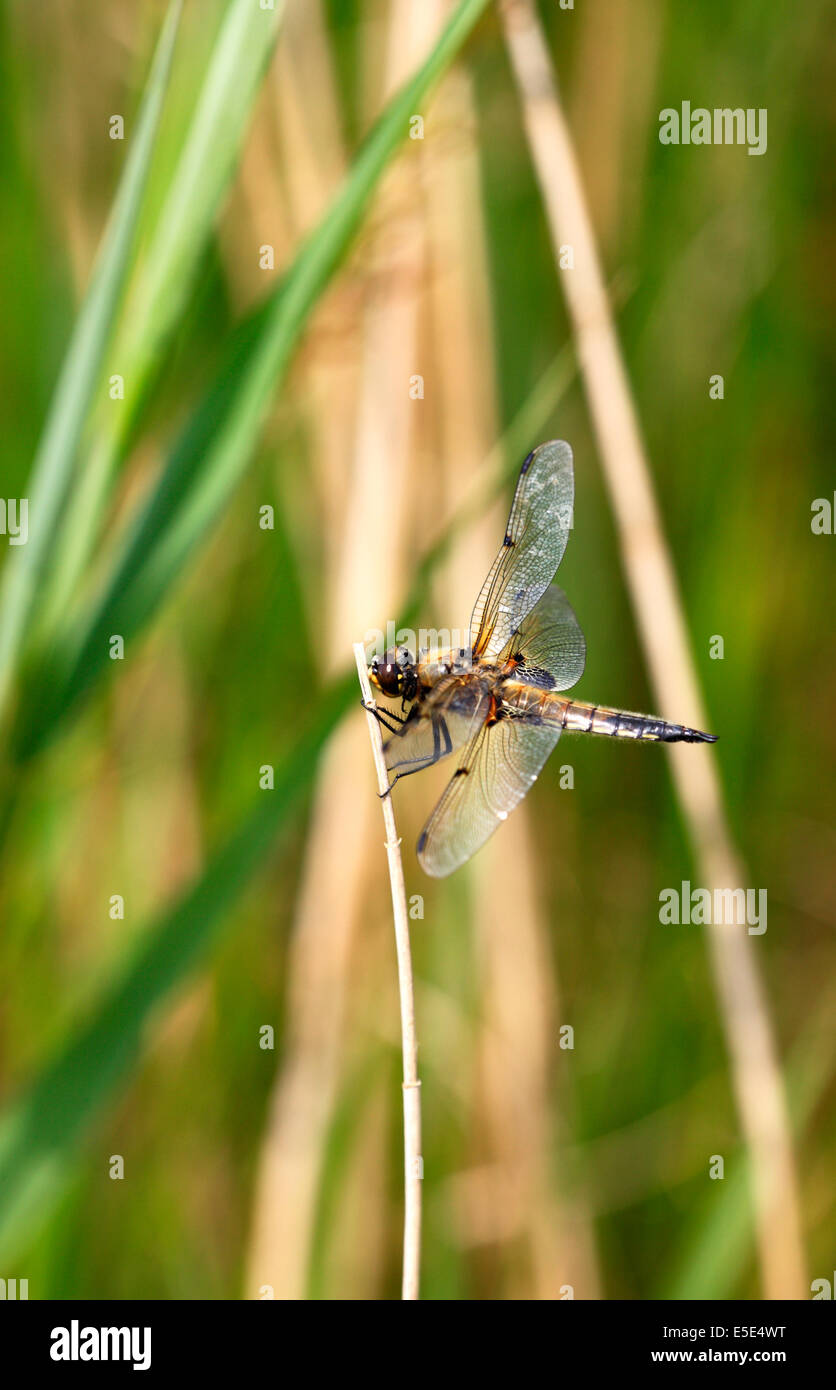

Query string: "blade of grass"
[0, 0, 183, 723]
[0, 669, 355, 1263]
[11, 0, 492, 762]
[39, 0, 287, 632]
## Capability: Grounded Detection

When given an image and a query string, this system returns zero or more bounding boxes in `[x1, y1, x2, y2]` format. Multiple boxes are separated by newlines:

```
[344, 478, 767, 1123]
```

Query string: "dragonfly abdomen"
[504, 685, 716, 743]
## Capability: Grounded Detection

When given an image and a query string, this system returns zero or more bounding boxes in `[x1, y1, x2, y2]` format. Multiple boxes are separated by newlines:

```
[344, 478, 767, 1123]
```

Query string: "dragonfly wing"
[417, 715, 561, 878]
[498, 584, 586, 692]
[470, 440, 574, 661]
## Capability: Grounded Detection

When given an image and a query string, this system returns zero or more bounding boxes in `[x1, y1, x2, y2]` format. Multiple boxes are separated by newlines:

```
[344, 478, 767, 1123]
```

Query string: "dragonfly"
[367, 440, 716, 878]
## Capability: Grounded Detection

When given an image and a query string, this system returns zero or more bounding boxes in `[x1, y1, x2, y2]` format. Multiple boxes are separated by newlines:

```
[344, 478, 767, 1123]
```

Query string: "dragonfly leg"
[361, 700, 407, 735]
[378, 715, 453, 797]
[379, 765, 429, 798]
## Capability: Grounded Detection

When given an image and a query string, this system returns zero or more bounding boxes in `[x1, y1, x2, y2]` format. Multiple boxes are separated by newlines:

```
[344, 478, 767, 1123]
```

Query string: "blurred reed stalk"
[354, 644, 422, 1301]
[498, 0, 805, 1298]
[242, 0, 363, 1300]
[245, 0, 441, 1298]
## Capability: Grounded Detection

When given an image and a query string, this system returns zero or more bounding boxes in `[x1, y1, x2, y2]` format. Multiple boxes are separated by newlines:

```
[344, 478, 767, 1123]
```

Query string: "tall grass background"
[0, 0, 833, 1299]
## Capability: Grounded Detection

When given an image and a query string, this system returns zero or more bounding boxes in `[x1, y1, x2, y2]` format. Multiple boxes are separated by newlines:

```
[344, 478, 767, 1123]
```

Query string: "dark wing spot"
[454, 767, 469, 778]
[503, 533, 515, 548]
[521, 449, 535, 475]
[517, 664, 556, 690]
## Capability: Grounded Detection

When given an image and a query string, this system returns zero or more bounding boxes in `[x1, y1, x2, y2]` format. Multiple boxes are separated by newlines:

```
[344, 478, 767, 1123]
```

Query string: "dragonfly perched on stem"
[366, 440, 716, 878]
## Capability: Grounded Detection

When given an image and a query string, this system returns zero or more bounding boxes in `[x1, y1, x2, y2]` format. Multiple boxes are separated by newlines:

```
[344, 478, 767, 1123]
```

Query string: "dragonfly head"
[369, 646, 417, 701]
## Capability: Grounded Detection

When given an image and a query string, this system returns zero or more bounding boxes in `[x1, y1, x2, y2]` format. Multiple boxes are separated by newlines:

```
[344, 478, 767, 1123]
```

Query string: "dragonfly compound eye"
[371, 654, 404, 698]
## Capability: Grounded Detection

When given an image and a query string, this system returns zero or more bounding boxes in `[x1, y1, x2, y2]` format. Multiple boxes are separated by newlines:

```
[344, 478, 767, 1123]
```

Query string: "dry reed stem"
[354, 644, 423, 1300]
[499, 0, 805, 1298]
[241, 1, 361, 1300]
